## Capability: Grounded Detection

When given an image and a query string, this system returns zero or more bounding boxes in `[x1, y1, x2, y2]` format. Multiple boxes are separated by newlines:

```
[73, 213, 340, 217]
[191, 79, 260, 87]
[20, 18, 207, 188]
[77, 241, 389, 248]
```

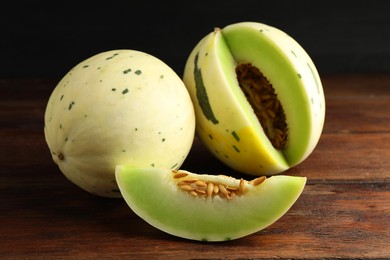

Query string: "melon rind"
[115, 166, 306, 241]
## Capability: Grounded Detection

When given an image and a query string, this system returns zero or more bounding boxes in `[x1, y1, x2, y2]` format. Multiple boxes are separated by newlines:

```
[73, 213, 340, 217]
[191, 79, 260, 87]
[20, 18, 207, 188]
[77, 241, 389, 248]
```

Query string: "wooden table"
[1, 74, 389, 259]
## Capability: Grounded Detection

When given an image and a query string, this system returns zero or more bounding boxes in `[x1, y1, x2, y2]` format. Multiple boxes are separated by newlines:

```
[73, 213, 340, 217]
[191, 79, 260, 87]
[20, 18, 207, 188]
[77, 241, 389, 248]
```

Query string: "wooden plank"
[1, 74, 389, 259]
[1, 181, 388, 258]
[322, 73, 390, 97]
[1, 129, 388, 182]
[324, 97, 390, 134]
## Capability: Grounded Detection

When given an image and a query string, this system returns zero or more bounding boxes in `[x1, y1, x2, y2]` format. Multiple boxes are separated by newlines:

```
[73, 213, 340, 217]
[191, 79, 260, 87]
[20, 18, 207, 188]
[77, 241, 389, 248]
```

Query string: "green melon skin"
[183, 22, 325, 175]
[115, 166, 306, 242]
[44, 50, 195, 198]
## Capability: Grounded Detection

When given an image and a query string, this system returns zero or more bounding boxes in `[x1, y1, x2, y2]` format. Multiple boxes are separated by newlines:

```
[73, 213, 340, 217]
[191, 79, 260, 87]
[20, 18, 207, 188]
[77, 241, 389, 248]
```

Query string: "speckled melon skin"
[44, 50, 195, 198]
[183, 22, 325, 175]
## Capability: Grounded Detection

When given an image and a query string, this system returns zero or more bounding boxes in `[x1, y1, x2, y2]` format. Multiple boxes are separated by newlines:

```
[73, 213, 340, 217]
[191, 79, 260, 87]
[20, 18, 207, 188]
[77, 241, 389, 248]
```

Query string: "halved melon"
[115, 166, 306, 241]
[183, 22, 325, 175]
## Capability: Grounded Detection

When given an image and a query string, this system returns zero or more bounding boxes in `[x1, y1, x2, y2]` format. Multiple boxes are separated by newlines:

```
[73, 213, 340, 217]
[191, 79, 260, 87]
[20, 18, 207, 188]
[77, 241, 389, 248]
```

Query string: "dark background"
[1, 0, 390, 79]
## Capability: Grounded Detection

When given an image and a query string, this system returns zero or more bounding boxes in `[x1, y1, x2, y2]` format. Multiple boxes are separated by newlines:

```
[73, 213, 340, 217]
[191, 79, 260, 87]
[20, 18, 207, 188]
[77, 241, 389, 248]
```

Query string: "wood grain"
[1, 74, 389, 259]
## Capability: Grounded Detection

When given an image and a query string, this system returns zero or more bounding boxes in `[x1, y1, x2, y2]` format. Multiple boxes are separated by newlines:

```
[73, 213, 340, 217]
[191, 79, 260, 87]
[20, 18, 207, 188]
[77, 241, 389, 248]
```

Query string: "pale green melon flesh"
[115, 166, 306, 241]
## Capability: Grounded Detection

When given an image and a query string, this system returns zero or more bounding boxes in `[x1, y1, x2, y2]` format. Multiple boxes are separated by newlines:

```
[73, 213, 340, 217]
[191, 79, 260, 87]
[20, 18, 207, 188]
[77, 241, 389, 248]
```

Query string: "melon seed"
[218, 184, 229, 197]
[179, 184, 195, 191]
[196, 189, 206, 195]
[207, 182, 214, 196]
[194, 180, 207, 187]
[183, 177, 199, 183]
[252, 176, 266, 186]
[173, 172, 189, 179]
[190, 191, 198, 197]
[239, 179, 246, 194]
[227, 186, 238, 191]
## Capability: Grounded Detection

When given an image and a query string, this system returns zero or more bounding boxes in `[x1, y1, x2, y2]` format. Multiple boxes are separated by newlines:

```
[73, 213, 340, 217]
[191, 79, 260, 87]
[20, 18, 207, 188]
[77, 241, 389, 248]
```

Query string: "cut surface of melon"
[115, 166, 306, 241]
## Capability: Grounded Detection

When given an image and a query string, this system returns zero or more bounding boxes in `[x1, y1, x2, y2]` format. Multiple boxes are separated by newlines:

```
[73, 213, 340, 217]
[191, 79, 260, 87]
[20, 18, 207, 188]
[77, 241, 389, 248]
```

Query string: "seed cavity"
[236, 63, 287, 150]
[172, 171, 266, 200]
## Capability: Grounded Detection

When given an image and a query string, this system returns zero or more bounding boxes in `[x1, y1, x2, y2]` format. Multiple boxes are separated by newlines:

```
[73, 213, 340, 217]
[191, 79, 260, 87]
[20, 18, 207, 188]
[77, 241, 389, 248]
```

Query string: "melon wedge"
[115, 166, 306, 241]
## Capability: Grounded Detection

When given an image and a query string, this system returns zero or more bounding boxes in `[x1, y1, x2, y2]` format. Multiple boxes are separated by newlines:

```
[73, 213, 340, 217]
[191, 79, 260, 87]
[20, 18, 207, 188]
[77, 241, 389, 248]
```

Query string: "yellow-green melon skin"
[44, 50, 195, 198]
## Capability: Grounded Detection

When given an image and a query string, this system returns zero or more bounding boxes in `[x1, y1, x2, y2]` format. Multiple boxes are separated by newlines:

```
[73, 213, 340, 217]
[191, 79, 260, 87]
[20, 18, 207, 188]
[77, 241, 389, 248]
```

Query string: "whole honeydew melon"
[44, 50, 196, 198]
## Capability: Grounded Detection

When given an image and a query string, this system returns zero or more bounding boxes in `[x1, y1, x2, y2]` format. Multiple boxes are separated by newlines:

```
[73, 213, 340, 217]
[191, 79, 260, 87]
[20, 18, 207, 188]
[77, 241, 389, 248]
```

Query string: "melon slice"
[115, 166, 306, 241]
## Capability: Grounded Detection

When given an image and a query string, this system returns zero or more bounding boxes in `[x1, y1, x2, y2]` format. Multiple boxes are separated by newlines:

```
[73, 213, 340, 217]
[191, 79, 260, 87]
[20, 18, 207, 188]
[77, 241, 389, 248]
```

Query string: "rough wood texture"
[1, 74, 389, 259]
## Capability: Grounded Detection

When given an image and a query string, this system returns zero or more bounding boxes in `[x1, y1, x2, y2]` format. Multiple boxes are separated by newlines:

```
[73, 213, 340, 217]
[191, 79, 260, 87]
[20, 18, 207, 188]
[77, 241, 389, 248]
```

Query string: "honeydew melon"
[183, 22, 325, 175]
[44, 50, 195, 197]
[115, 166, 306, 241]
